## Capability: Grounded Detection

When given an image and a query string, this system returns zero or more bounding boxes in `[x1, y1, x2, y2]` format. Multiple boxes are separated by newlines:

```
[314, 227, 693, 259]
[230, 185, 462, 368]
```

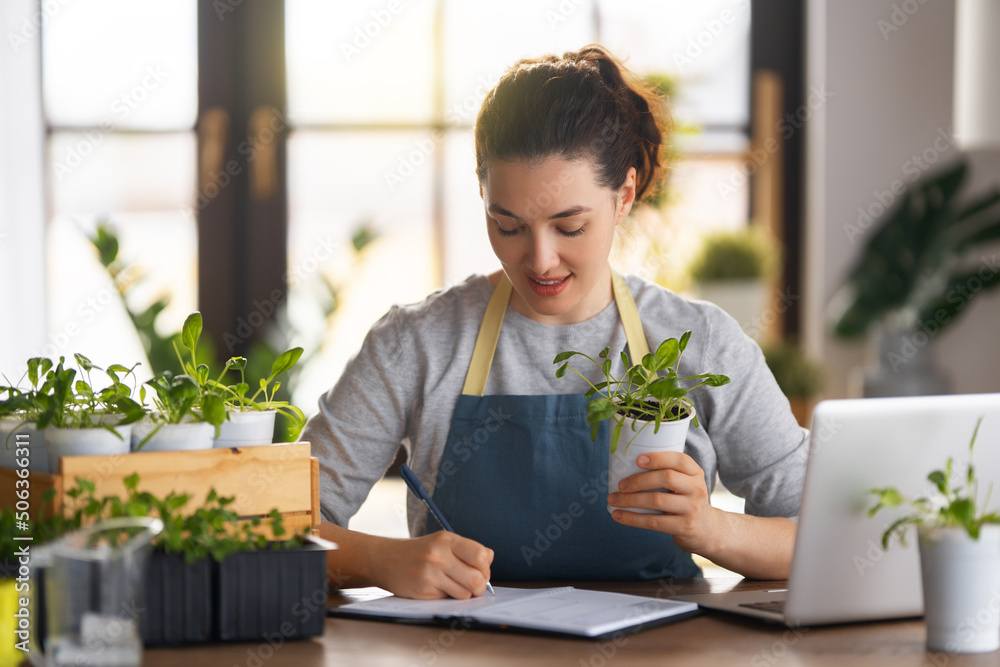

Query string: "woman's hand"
[368, 531, 494, 600]
[605, 452, 798, 579]
[607, 451, 722, 554]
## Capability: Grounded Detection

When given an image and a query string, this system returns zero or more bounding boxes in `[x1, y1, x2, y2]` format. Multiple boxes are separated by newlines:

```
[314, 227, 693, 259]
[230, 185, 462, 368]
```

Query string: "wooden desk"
[142, 578, 993, 667]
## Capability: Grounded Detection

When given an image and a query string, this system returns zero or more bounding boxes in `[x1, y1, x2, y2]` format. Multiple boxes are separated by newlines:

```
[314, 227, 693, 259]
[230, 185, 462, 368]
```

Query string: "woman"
[304, 45, 808, 600]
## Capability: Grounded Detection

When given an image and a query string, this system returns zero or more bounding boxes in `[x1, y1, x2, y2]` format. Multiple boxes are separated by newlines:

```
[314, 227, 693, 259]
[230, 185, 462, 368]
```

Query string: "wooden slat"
[0, 468, 58, 518]
[57, 443, 313, 518]
[310, 456, 320, 527]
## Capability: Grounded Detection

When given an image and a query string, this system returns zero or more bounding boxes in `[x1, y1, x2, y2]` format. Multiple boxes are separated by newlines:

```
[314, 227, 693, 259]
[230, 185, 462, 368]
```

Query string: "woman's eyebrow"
[487, 203, 592, 221]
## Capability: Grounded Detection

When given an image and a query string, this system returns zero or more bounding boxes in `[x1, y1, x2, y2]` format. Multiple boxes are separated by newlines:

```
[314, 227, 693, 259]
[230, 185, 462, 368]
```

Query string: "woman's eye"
[560, 227, 585, 237]
[495, 223, 518, 237]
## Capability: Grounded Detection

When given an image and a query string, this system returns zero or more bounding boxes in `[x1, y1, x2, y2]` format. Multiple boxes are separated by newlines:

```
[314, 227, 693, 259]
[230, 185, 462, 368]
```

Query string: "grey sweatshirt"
[302, 273, 809, 535]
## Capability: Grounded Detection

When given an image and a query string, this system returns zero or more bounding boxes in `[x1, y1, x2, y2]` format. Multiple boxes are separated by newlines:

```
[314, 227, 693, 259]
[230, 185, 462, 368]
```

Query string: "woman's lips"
[527, 274, 570, 297]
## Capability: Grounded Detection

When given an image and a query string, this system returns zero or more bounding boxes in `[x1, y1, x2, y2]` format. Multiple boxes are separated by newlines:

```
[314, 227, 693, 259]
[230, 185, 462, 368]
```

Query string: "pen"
[399, 464, 495, 596]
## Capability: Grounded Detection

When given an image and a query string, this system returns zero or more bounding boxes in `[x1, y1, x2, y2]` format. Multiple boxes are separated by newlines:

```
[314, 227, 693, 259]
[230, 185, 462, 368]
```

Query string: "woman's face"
[481, 156, 636, 325]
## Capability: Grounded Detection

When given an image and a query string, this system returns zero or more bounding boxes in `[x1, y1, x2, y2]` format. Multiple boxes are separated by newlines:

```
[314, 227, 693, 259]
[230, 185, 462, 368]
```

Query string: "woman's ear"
[615, 167, 637, 225]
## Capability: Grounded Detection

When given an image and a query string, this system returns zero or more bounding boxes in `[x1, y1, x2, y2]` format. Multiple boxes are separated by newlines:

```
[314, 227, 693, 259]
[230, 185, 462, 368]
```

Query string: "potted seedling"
[689, 227, 780, 340]
[0, 357, 54, 472]
[131, 372, 226, 452]
[554, 331, 730, 514]
[56, 474, 326, 645]
[174, 312, 305, 447]
[34, 354, 145, 472]
[869, 416, 1000, 653]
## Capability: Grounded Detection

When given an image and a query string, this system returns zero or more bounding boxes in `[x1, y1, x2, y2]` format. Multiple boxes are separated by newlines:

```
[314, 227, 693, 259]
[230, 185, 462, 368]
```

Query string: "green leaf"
[678, 330, 691, 352]
[703, 374, 731, 387]
[555, 363, 568, 378]
[553, 351, 576, 364]
[182, 312, 202, 353]
[928, 470, 948, 494]
[74, 353, 93, 371]
[201, 394, 226, 428]
[654, 338, 679, 370]
[269, 347, 303, 378]
[226, 357, 248, 372]
[641, 353, 656, 372]
[123, 473, 140, 491]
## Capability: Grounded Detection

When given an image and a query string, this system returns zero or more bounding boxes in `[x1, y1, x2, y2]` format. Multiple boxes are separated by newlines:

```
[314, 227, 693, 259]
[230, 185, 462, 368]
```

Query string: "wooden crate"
[0, 443, 320, 537]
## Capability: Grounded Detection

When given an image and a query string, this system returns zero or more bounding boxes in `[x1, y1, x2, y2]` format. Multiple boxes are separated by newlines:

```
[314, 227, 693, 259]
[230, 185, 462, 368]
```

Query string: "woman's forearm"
[319, 521, 380, 589]
[698, 511, 797, 580]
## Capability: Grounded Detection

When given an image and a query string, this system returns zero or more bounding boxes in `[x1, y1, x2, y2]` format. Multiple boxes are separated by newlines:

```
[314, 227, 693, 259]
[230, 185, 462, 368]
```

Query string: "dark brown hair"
[474, 44, 669, 203]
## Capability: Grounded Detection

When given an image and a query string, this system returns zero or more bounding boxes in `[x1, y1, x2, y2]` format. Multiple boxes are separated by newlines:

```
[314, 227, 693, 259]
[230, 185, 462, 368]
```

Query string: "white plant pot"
[131, 421, 214, 453]
[213, 410, 276, 448]
[919, 525, 1000, 653]
[0, 419, 49, 473]
[694, 280, 769, 340]
[607, 410, 694, 515]
[44, 424, 133, 473]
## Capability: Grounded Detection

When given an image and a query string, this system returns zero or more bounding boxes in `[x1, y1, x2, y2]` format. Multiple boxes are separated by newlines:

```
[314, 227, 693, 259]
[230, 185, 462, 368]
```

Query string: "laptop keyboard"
[738, 600, 786, 615]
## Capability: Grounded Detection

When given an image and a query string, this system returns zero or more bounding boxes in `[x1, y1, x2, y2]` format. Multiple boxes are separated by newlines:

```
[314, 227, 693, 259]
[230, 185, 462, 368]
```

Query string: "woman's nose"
[526, 232, 560, 275]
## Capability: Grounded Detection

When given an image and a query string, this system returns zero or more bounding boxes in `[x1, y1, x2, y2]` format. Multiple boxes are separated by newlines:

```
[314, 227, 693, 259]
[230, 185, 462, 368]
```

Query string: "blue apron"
[431, 270, 700, 581]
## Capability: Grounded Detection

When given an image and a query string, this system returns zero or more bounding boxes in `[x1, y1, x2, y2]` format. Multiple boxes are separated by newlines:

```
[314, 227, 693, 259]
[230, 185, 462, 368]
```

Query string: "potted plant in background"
[829, 159, 1000, 397]
[131, 372, 226, 452]
[761, 341, 825, 428]
[869, 416, 1000, 653]
[174, 313, 305, 447]
[34, 355, 146, 472]
[689, 227, 780, 341]
[554, 331, 730, 514]
[0, 357, 54, 472]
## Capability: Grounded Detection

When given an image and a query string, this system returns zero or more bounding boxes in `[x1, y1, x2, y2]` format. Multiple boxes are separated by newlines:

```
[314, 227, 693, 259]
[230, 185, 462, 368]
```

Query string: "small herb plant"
[869, 416, 1000, 547]
[174, 312, 306, 434]
[32, 354, 146, 436]
[554, 331, 730, 453]
[0, 474, 307, 564]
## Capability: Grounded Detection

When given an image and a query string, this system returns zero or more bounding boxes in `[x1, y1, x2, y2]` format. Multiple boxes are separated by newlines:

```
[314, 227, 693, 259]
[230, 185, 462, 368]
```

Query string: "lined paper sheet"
[336, 586, 698, 637]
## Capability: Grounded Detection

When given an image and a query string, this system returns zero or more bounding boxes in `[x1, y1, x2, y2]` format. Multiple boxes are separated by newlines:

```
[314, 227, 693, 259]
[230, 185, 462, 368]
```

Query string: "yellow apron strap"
[461, 275, 513, 396]
[612, 269, 650, 364]
[462, 269, 650, 396]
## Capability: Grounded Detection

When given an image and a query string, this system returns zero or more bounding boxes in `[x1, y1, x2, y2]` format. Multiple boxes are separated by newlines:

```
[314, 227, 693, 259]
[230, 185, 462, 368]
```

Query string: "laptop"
[673, 393, 1000, 627]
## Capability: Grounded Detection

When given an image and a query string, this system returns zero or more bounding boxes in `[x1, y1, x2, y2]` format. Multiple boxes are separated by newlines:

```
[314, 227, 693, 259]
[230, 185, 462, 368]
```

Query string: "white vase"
[0, 419, 49, 473]
[607, 410, 693, 515]
[919, 525, 1000, 653]
[131, 421, 215, 452]
[44, 424, 133, 473]
[212, 410, 276, 448]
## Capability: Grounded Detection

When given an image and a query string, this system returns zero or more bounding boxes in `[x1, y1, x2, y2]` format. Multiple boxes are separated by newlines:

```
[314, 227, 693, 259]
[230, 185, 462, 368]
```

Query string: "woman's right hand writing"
[368, 531, 494, 599]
